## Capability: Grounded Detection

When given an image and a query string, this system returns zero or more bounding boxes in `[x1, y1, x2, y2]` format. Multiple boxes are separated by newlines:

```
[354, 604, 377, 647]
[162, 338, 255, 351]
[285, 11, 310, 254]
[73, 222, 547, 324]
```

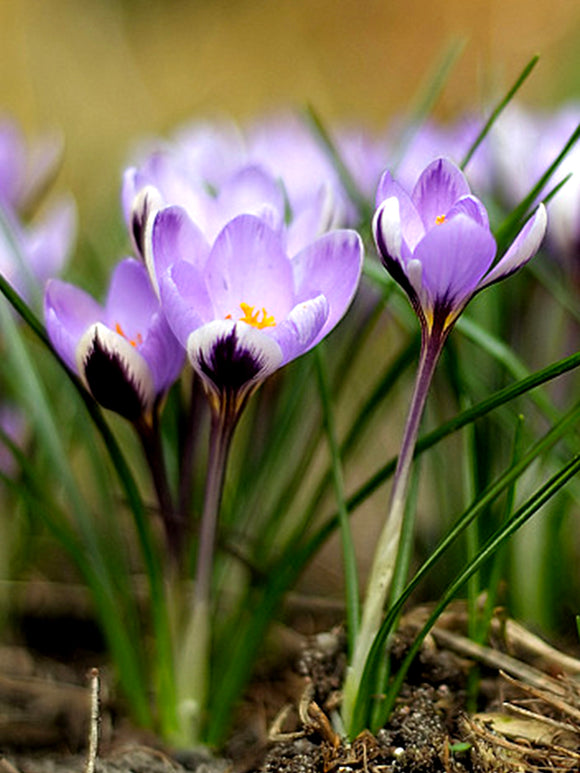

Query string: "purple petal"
[272, 294, 329, 363]
[290, 229, 363, 345]
[151, 206, 211, 294]
[44, 279, 103, 372]
[414, 214, 497, 311]
[205, 215, 294, 322]
[373, 199, 418, 303]
[376, 171, 424, 252]
[0, 120, 25, 208]
[212, 165, 285, 234]
[480, 204, 547, 289]
[138, 311, 185, 393]
[446, 195, 490, 229]
[26, 196, 76, 283]
[102, 258, 184, 392]
[286, 183, 340, 257]
[104, 258, 159, 336]
[412, 158, 471, 230]
[159, 260, 213, 348]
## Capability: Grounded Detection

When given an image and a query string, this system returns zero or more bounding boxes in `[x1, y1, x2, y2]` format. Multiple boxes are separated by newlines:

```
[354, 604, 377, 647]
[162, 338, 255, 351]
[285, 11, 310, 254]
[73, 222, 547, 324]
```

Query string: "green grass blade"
[348, 401, 580, 735]
[342, 349, 580, 520]
[315, 344, 359, 654]
[460, 55, 539, 170]
[495, 121, 580, 255]
[372, 452, 580, 731]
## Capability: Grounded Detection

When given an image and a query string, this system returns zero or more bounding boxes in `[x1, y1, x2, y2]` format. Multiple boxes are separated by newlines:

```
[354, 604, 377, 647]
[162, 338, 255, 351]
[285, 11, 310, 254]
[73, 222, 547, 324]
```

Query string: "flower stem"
[176, 404, 236, 744]
[342, 327, 445, 734]
[178, 372, 205, 522]
[137, 414, 183, 564]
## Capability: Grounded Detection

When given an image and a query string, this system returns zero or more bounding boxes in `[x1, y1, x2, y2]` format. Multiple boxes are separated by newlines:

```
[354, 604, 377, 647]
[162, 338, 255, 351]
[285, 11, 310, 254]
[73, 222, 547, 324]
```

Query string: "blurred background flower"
[2, 0, 580, 240]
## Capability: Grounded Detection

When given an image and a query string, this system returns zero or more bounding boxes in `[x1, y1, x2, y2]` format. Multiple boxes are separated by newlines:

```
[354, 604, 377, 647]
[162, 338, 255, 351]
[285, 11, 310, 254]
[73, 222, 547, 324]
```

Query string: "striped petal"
[480, 204, 547, 289]
[76, 322, 155, 421]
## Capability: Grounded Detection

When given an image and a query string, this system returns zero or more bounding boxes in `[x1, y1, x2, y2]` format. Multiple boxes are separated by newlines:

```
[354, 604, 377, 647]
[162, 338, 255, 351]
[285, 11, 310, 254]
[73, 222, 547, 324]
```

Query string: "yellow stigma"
[435, 214, 446, 225]
[115, 322, 143, 348]
[237, 302, 276, 329]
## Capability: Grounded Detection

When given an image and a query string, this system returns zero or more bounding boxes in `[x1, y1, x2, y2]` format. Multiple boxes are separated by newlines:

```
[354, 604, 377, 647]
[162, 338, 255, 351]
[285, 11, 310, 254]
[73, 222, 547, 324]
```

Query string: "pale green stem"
[176, 405, 236, 745]
[342, 328, 445, 732]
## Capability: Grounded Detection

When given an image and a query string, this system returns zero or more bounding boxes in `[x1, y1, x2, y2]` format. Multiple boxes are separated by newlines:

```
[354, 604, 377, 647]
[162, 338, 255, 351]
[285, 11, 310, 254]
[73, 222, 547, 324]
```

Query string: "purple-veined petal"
[376, 171, 425, 252]
[151, 206, 211, 295]
[44, 279, 103, 372]
[205, 214, 294, 322]
[104, 258, 159, 336]
[138, 311, 185, 394]
[412, 158, 471, 230]
[290, 229, 363, 345]
[446, 195, 490, 229]
[105, 259, 185, 394]
[187, 319, 282, 399]
[211, 165, 285, 236]
[479, 204, 547, 289]
[272, 294, 329, 364]
[414, 214, 496, 311]
[286, 183, 341, 257]
[76, 322, 155, 421]
[159, 259, 213, 348]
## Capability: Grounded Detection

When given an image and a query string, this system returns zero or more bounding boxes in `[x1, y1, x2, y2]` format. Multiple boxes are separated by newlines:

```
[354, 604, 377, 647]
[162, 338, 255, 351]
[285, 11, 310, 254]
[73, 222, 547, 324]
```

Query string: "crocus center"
[227, 302, 276, 330]
[435, 214, 446, 225]
[115, 322, 143, 348]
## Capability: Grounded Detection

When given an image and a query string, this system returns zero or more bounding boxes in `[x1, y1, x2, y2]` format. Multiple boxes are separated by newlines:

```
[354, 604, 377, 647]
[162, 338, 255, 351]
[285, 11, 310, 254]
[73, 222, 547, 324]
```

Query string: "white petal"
[373, 196, 402, 261]
[187, 320, 282, 398]
[76, 322, 155, 415]
[131, 185, 165, 294]
[480, 204, 547, 289]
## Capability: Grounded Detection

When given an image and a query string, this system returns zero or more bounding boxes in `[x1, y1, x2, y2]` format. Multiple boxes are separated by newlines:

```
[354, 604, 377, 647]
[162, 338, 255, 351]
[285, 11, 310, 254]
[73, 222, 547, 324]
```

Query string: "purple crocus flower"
[0, 117, 75, 298]
[44, 258, 184, 423]
[344, 157, 547, 723]
[0, 116, 63, 213]
[150, 209, 363, 417]
[373, 157, 547, 337]
[124, 113, 384, 267]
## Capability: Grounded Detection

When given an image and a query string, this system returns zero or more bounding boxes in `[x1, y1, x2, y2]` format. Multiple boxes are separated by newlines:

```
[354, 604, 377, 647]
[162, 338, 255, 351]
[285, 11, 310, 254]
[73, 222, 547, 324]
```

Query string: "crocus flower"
[0, 116, 63, 214]
[123, 113, 383, 264]
[150, 209, 363, 419]
[0, 116, 75, 300]
[344, 159, 547, 729]
[44, 258, 184, 423]
[373, 157, 547, 338]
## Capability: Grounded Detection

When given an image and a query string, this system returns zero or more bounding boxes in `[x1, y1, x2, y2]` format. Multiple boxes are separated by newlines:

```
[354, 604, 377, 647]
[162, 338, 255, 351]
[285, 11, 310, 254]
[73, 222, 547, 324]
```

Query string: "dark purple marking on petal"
[131, 188, 160, 261]
[83, 330, 147, 421]
[374, 206, 419, 309]
[198, 325, 267, 397]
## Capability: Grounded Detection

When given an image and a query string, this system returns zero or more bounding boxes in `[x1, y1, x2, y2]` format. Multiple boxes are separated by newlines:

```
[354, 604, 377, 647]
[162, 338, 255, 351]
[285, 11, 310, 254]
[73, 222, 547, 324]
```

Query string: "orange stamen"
[435, 214, 446, 225]
[238, 302, 276, 329]
[115, 322, 143, 348]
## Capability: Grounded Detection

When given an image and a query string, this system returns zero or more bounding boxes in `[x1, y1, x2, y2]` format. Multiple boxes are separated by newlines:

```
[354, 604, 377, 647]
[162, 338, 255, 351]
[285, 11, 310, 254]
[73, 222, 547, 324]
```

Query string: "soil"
[2, 603, 580, 773]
